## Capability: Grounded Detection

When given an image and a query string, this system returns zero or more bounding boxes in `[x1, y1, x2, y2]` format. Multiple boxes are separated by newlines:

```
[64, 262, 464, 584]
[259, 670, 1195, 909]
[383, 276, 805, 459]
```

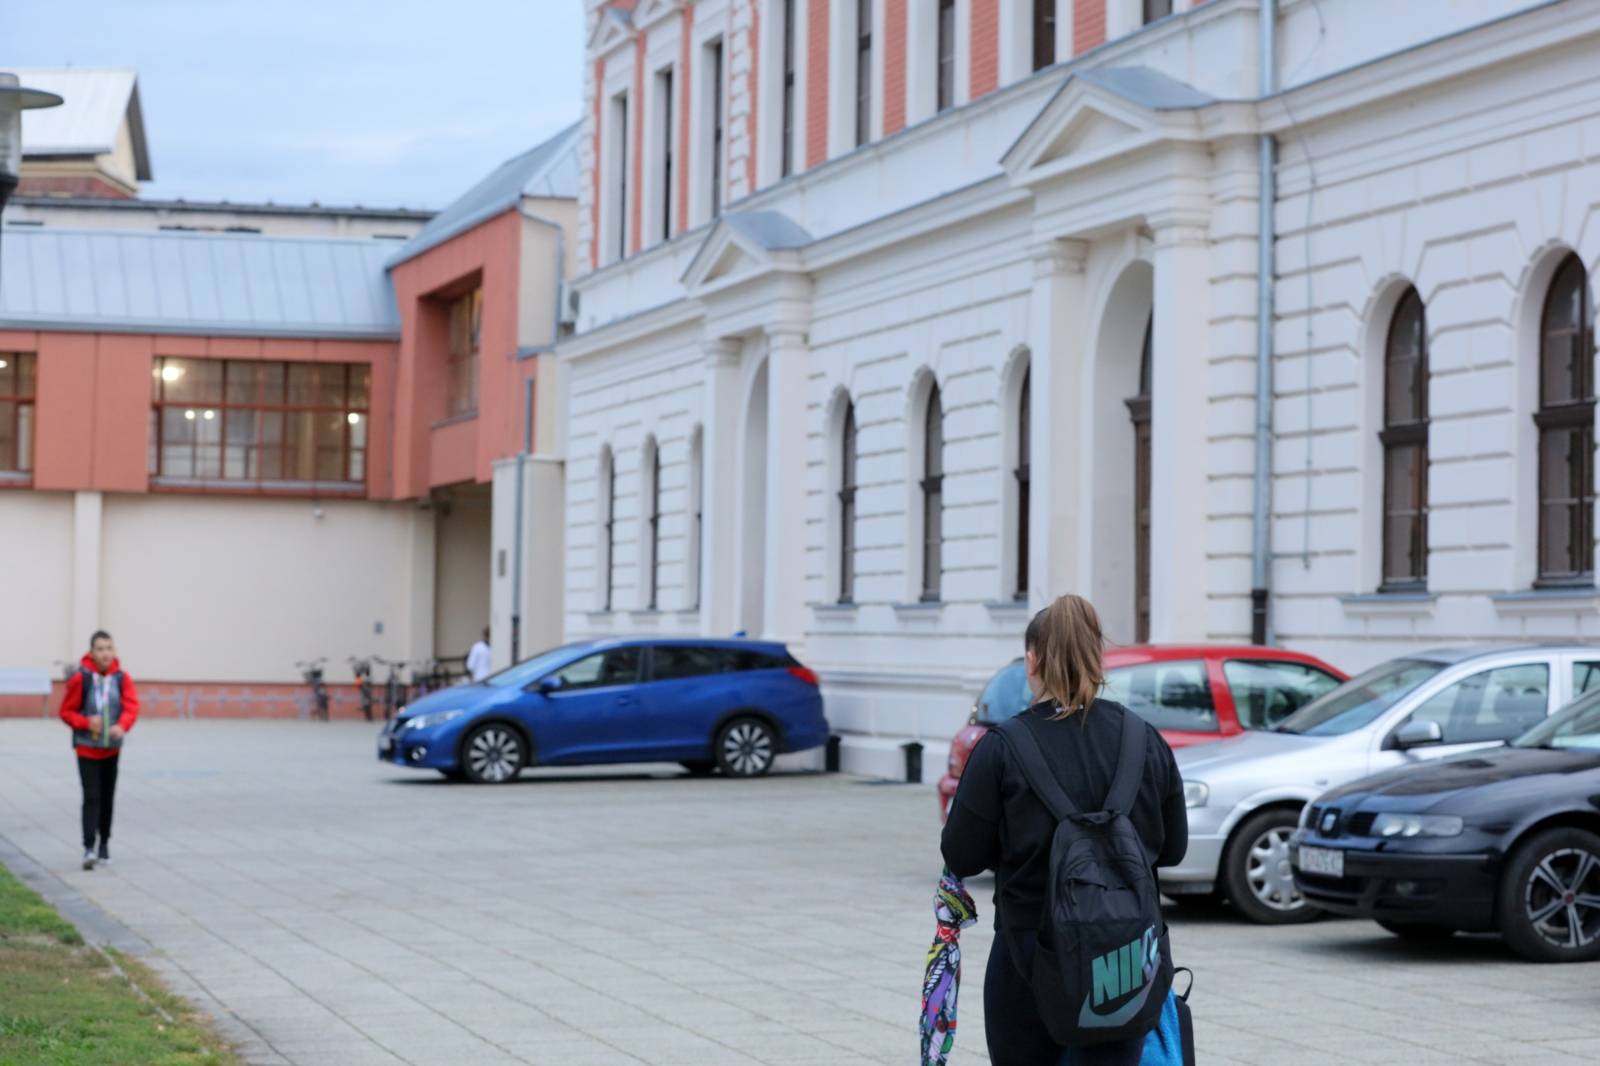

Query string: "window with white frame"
[599, 446, 617, 610]
[1536, 253, 1595, 586]
[611, 91, 630, 261]
[920, 383, 945, 601]
[644, 437, 662, 609]
[936, 0, 956, 112]
[1015, 366, 1032, 600]
[1380, 287, 1428, 591]
[1033, 0, 1056, 71]
[781, 0, 797, 177]
[657, 66, 674, 242]
[839, 399, 858, 603]
[856, 0, 874, 146]
[688, 426, 704, 608]
[706, 38, 725, 218]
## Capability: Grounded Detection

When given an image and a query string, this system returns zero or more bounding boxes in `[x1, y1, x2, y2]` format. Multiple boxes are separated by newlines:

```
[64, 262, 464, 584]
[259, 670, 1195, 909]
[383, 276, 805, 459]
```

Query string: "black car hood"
[1319, 746, 1600, 813]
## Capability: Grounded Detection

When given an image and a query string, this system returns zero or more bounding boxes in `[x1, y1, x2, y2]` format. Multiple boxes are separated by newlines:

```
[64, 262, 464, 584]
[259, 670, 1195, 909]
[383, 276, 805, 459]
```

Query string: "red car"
[938, 645, 1348, 818]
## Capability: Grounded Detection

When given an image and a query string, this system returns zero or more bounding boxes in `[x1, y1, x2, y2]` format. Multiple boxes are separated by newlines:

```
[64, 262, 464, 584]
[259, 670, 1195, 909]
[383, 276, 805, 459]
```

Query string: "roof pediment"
[587, 6, 635, 52]
[681, 210, 813, 294]
[632, 0, 683, 30]
[1002, 66, 1215, 186]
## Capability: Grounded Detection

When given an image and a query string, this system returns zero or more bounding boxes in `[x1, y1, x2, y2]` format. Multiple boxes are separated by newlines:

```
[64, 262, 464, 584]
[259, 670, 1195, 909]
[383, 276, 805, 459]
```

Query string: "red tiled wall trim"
[970, 0, 999, 99]
[1074, 0, 1106, 54]
[0, 683, 376, 721]
[883, 0, 907, 135]
[805, 0, 829, 168]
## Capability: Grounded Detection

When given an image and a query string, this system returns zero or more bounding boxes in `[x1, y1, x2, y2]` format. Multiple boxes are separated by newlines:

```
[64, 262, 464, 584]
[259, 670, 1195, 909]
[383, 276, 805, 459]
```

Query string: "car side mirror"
[1391, 719, 1444, 750]
[535, 676, 565, 695]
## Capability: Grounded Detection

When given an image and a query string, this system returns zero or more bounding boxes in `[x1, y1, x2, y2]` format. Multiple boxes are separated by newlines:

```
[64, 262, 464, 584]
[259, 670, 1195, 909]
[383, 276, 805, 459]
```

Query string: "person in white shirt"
[466, 628, 492, 683]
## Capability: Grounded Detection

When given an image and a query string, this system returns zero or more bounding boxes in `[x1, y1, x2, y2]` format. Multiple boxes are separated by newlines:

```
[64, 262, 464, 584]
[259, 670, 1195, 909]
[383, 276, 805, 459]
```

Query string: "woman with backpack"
[940, 594, 1189, 1066]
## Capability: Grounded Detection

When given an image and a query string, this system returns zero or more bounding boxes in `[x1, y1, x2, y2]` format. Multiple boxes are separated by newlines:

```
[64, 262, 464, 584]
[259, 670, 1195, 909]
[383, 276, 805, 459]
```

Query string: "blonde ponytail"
[1024, 594, 1105, 719]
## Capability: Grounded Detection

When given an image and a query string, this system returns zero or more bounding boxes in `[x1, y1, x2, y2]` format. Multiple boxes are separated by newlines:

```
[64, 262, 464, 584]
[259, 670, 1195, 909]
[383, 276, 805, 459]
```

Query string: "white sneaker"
[82, 849, 97, 870]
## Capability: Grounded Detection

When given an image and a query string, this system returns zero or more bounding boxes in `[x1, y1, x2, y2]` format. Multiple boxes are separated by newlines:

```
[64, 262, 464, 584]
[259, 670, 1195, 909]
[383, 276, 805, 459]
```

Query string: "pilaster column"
[1148, 211, 1212, 641]
[763, 326, 810, 646]
[699, 337, 743, 636]
[70, 491, 102, 649]
[1027, 238, 1089, 609]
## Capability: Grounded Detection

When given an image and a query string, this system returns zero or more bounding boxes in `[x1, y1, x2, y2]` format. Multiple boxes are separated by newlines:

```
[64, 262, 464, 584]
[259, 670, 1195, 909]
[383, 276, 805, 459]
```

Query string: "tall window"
[708, 39, 724, 217]
[1143, 0, 1173, 23]
[689, 427, 704, 608]
[647, 440, 662, 609]
[614, 93, 630, 260]
[447, 288, 482, 417]
[149, 358, 369, 486]
[921, 385, 945, 601]
[936, 0, 957, 112]
[1016, 368, 1031, 600]
[1032, 0, 1056, 71]
[781, 0, 797, 177]
[1381, 288, 1429, 590]
[0, 353, 36, 475]
[839, 401, 858, 603]
[658, 67, 674, 241]
[1537, 254, 1596, 585]
[601, 448, 616, 610]
[855, 0, 873, 147]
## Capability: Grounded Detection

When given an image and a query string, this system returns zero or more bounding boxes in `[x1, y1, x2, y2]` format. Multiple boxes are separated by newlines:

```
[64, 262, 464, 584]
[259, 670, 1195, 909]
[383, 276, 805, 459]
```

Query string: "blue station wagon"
[378, 638, 829, 783]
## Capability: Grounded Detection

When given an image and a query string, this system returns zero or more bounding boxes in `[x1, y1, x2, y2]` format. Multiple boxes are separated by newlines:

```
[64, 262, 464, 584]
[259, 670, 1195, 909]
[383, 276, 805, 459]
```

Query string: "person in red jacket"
[58, 630, 139, 870]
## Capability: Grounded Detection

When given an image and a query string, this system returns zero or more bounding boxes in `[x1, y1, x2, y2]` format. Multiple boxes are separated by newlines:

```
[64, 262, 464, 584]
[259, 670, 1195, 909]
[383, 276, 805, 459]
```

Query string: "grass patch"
[0, 863, 242, 1066]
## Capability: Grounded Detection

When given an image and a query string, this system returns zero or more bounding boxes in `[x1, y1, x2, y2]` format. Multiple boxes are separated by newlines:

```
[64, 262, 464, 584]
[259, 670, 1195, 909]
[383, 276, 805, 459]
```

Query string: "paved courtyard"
[1, 720, 1596, 1065]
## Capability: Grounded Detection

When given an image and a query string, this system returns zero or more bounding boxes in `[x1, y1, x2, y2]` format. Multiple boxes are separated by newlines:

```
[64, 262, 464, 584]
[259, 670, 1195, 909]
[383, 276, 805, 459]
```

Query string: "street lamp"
[0, 72, 64, 212]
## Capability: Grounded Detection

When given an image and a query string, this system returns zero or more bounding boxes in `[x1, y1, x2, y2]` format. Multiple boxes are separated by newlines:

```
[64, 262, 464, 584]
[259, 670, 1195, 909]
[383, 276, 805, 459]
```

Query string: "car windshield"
[482, 643, 592, 689]
[1274, 659, 1444, 736]
[1513, 689, 1600, 751]
[975, 660, 1034, 724]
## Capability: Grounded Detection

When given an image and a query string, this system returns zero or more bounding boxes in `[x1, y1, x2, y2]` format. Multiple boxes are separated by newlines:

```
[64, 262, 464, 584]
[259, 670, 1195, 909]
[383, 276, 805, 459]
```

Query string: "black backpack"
[994, 711, 1173, 1048]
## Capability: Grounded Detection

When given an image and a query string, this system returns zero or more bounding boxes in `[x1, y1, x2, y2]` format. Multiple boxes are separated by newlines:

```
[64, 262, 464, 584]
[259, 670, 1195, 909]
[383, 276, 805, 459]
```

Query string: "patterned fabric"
[921, 868, 978, 1066]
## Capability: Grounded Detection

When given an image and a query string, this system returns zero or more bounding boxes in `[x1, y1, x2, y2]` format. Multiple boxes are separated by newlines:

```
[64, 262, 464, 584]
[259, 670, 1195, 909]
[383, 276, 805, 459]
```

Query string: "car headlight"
[403, 709, 466, 732]
[1183, 781, 1209, 809]
[1372, 813, 1464, 839]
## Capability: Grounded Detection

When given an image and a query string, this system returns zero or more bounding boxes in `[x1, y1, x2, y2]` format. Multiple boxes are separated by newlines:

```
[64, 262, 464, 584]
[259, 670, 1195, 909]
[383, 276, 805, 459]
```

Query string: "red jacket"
[59, 654, 140, 760]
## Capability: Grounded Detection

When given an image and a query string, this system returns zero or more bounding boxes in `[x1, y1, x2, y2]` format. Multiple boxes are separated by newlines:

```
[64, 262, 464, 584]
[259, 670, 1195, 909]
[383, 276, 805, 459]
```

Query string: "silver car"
[1163, 644, 1599, 924]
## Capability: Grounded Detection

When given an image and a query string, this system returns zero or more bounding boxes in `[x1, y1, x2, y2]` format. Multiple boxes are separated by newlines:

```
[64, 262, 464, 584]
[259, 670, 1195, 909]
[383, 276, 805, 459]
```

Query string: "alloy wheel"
[1524, 846, 1600, 950]
[1246, 827, 1302, 911]
[465, 727, 521, 784]
[719, 720, 774, 777]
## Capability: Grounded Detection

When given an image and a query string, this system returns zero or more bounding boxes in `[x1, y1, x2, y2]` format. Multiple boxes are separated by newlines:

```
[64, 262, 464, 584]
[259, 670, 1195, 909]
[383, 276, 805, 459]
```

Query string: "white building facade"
[562, 0, 1600, 774]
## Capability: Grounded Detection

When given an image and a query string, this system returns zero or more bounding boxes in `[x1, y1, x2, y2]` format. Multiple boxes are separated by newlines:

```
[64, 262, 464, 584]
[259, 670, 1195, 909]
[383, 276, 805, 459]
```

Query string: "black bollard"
[902, 741, 924, 784]
[824, 734, 841, 773]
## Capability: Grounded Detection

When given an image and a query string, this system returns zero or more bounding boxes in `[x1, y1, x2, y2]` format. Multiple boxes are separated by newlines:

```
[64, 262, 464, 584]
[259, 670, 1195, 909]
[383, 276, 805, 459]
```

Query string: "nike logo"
[1079, 926, 1160, 1028]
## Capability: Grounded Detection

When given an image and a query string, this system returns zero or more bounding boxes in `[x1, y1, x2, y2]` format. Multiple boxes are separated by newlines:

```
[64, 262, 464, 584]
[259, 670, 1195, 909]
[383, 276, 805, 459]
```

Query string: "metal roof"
[13, 195, 434, 220]
[723, 210, 812, 251]
[387, 122, 581, 269]
[14, 68, 152, 180]
[0, 227, 399, 339]
[1077, 66, 1216, 111]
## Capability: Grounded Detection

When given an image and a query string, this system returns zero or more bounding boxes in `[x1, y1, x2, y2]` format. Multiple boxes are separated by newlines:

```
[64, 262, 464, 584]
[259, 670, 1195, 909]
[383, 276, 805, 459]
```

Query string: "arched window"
[1015, 368, 1031, 600]
[921, 385, 944, 602]
[1126, 317, 1153, 643]
[599, 447, 616, 611]
[645, 438, 662, 609]
[839, 401, 858, 603]
[1537, 254, 1596, 585]
[1381, 288, 1429, 590]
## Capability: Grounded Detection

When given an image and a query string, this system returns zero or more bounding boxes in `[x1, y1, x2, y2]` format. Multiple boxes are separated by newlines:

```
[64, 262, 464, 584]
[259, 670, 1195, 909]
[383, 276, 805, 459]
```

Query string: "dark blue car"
[377, 638, 829, 783]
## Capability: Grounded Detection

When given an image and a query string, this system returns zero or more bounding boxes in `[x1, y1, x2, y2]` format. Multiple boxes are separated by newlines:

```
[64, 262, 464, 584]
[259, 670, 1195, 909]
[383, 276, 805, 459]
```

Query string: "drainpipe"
[511, 377, 532, 663]
[1250, 0, 1278, 646]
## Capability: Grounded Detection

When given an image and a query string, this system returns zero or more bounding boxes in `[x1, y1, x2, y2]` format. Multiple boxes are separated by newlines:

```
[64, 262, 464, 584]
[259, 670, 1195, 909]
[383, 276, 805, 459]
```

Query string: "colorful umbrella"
[921, 867, 978, 1066]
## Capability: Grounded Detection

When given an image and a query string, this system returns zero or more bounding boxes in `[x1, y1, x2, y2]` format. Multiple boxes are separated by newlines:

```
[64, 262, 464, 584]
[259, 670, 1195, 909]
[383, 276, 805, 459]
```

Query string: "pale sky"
[2, 0, 584, 211]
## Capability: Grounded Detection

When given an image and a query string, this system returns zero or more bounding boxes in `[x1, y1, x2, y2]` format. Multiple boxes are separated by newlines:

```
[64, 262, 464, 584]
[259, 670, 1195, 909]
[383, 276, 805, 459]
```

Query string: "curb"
[0, 831, 153, 955]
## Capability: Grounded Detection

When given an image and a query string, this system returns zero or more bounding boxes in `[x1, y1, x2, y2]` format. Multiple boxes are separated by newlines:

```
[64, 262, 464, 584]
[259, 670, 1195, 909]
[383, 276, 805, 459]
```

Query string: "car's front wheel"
[1497, 827, 1600, 963]
[461, 724, 525, 784]
[715, 717, 776, 778]
[1223, 809, 1320, 925]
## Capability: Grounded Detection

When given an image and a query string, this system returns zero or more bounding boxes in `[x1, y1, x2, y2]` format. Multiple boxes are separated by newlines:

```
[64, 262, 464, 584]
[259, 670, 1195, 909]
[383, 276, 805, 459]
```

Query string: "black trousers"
[984, 931, 1144, 1066]
[76, 755, 120, 850]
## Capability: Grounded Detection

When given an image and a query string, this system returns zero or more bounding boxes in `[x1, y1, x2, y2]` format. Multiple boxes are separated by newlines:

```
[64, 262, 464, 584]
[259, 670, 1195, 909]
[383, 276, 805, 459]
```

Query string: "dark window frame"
[659, 66, 674, 242]
[839, 400, 858, 603]
[781, 0, 797, 177]
[1536, 253, 1596, 587]
[603, 451, 617, 611]
[709, 39, 724, 217]
[1032, 0, 1056, 72]
[615, 92, 630, 260]
[1143, 0, 1174, 24]
[1015, 367, 1031, 601]
[149, 357, 369, 488]
[936, 0, 956, 112]
[648, 441, 662, 610]
[1379, 287, 1429, 592]
[0, 352, 36, 475]
[691, 428, 704, 609]
[856, 0, 873, 147]
[921, 384, 944, 602]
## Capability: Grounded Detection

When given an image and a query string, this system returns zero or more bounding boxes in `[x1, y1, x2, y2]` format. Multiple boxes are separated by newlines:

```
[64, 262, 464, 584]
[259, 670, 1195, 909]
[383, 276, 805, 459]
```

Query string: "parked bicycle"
[374, 657, 409, 721]
[349, 656, 376, 722]
[295, 658, 330, 721]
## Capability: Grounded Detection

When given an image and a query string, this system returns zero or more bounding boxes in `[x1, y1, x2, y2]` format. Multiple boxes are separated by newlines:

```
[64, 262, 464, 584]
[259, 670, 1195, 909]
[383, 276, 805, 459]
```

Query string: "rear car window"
[1102, 660, 1219, 732]
[652, 646, 729, 681]
[1574, 661, 1600, 698]
[1223, 660, 1343, 730]
[1404, 663, 1549, 744]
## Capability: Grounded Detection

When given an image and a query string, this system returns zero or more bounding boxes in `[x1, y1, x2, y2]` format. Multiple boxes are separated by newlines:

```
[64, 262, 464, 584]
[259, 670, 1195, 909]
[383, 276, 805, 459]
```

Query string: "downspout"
[511, 377, 532, 663]
[1250, 0, 1278, 645]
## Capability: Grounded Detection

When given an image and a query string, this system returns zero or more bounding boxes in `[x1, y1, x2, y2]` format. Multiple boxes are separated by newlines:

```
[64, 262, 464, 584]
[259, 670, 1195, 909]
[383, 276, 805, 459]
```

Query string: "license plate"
[1296, 845, 1344, 877]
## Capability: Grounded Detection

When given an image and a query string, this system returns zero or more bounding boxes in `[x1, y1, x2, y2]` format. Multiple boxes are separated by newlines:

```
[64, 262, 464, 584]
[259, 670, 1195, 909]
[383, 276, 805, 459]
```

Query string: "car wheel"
[461, 724, 524, 784]
[680, 760, 715, 777]
[715, 717, 776, 778]
[1497, 827, 1600, 963]
[1376, 920, 1456, 943]
[1223, 809, 1319, 925]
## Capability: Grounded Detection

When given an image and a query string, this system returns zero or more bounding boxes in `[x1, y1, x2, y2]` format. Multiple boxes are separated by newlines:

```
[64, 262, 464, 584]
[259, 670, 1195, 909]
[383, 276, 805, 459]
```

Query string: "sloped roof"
[15, 67, 152, 180]
[387, 122, 581, 269]
[0, 227, 398, 339]
[723, 210, 813, 251]
[1076, 67, 1216, 111]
